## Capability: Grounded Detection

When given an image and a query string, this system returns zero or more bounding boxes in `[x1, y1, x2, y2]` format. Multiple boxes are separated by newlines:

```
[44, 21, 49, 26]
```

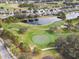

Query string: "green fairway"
[2, 18, 79, 49]
[2, 17, 79, 59]
[22, 29, 57, 48]
[1, 21, 69, 48]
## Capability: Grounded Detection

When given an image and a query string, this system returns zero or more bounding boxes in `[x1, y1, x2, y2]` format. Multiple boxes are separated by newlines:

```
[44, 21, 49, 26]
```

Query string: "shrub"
[55, 34, 79, 59]
[4, 16, 22, 23]
[19, 4, 34, 7]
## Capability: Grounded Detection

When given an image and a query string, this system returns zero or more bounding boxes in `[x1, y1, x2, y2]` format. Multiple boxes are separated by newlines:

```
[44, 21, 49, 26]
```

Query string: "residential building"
[0, 0, 79, 3]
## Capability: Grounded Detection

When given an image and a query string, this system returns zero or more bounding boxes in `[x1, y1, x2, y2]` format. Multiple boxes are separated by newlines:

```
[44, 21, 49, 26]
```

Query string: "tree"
[55, 34, 79, 59]
[46, 26, 58, 34]
[1, 30, 19, 45]
[4, 16, 22, 23]
[0, 19, 3, 28]
[18, 27, 27, 34]
[32, 47, 41, 56]
[57, 12, 66, 20]
[19, 3, 34, 8]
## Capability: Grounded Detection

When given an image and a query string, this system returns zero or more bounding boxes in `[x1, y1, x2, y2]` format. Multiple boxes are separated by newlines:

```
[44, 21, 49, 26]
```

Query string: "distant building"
[0, 0, 79, 3]
[0, 0, 6, 3]
[64, 0, 74, 3]
[0, 0, 63, 3]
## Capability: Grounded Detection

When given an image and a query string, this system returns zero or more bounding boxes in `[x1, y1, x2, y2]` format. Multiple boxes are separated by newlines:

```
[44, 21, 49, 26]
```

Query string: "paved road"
[0, 41, 12, 59]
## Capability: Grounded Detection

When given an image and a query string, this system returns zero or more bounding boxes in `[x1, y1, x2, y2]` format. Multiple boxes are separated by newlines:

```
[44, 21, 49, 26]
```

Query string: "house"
[0, 0, 6, 3]
[75, 3, 79, 9]
[0, 0, 71, 3]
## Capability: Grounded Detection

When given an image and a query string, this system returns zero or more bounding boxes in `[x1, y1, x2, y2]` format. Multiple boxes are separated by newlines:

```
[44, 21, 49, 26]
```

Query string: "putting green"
[22, 29, 57, 48]
[32, 34, 51, 45]
[31, 31, 54, 48]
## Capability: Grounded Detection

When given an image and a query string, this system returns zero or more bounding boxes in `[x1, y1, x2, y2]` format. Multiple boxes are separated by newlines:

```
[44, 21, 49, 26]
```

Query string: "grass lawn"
[22, 29, 57, 48]
[0, 3, 18, 9]
[2, 22, 64, 48]
[2, 19, 75, 48]
[2, 19, 79, 59]
[0, 3, 28, 10]
[2, 17, 79, 48]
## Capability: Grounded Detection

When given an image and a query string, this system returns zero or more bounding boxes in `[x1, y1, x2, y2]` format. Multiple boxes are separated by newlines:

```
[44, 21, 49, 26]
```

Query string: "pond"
[37, 17, 62, 25]
[22, 12, 79, 25]
[22, 16, 62, 25]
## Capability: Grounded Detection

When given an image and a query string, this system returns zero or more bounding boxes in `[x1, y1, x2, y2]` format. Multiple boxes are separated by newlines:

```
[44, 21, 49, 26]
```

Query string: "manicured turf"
[23, 29, 57, 48]
[2, 18, 79, 48]
[32, 34, 51, 46]
[2, 18, 79, 59]
[2, 20, 74, 48]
